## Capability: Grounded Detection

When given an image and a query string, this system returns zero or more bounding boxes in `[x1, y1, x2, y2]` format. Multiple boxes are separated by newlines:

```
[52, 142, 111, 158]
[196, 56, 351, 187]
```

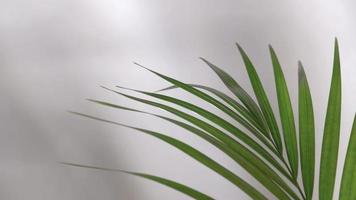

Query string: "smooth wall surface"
[1, 0, 356, 199]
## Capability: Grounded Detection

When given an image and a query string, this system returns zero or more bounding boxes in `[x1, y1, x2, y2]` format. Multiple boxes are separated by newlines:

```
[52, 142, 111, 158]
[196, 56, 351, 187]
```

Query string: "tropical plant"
[63, 39, 356, 200]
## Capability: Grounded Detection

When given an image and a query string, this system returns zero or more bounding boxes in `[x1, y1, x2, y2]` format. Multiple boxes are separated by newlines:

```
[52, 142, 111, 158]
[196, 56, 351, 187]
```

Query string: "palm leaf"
[135, 62, 268, 142]
[236, 43, 283, 154]
[89, 99, 301, 199]
[319, 39, 342, 200]
[298, 62, 315, 200]
[199, 58, 269, 138]
[157, 84, 264, 135]
[61, 162, 215, 200]
[269, 45, 299, 178]
[68, 112, 268, 200]
[63, 40, 356, 200]
[117, 86, 274, 153]
[102, 87, 290, 180]
[339, 115, 356, 200]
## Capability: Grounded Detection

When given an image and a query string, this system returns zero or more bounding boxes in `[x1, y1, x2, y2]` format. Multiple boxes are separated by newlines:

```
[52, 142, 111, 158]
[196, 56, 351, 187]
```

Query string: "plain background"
[1, 0, 356, 199]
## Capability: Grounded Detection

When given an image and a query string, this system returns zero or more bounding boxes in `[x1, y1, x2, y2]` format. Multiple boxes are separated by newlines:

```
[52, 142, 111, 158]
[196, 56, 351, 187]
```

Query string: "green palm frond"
[63, 39, 356, 200]
[236, 43, 283, 155]
[319, 39, 342, 200]
[339, 115, 356, 200]
[298, 62, 315, 200]
[61, 162, 215, 200]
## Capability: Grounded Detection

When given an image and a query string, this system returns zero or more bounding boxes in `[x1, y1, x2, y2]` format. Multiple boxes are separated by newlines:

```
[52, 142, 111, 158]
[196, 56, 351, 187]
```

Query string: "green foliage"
[319, 39, 342, 200]
[64, 39, 355, 200]
[298, 62, 315, 200]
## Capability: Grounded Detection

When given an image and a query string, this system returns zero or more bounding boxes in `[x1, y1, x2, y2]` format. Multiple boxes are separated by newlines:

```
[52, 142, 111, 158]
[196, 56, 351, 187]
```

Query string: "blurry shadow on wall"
[0, 1, 143, 199]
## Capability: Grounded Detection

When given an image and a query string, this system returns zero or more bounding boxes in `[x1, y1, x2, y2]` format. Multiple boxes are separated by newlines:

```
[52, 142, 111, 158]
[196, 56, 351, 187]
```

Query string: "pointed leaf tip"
[115, 85, 138, 92]
[199, 57, 210, 65]
[298, 62, 306, 80]
[133, 62, 152, 72]
[86, 98, 96, 102]
[268, 44, 273, 50]
[298, 60, 303, 67]
[235, 42, 243, 51]
[67, 110, 77, 115]
[100, 85, 110, 90]
[116, 85, 127, 89]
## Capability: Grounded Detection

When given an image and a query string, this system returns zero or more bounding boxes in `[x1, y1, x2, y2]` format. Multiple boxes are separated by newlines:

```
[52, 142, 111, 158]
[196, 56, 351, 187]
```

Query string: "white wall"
[1, 0, 355, 199]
